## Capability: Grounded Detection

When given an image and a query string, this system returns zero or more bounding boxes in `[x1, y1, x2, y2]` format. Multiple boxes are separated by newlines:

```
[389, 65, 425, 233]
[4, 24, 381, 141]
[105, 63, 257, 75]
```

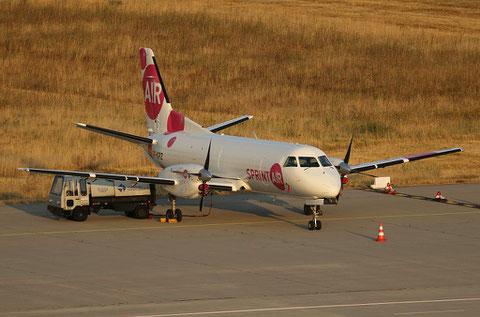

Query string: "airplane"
[19, 47, 463, 231]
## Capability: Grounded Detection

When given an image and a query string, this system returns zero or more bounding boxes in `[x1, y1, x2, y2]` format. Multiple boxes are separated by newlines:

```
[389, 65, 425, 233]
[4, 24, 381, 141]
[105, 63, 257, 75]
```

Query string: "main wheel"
[134, 206, 149, 219]
[315, 220, 322, 230]
[166, 209, 174, 220]
[308, 220, 315, 230]
[175, 209, 183, 222]
[71, 207, 88, 222]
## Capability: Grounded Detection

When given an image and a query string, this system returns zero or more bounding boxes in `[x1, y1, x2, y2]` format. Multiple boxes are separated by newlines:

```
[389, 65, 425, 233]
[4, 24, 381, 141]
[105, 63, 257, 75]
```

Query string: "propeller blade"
[344, 136, 354, 164]
[204, 140, 211, 170]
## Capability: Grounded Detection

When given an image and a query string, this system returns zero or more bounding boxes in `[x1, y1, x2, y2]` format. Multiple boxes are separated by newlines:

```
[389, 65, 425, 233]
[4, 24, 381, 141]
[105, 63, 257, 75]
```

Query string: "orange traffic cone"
[376, 222, 387, 242]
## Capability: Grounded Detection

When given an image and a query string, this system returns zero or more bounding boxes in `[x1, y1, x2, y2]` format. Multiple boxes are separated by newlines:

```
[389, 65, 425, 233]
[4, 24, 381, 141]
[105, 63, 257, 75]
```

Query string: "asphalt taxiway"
[1, 183, 479, 316]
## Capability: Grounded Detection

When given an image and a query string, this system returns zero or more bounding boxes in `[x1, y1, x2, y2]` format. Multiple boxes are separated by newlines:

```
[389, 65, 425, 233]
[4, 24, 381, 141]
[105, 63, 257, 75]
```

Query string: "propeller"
[198, 140, 213, 212]
[338, 136, 354, 176]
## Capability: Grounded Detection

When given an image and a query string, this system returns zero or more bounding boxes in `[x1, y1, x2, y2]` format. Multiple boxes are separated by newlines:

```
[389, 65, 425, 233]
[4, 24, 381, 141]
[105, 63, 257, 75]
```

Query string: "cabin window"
[283, 156, 298, 167]
[50, 176, 64, 195]
[318, 155, 333, 167]
[80, 179, 87, 196]
[299, 157, 320, 168]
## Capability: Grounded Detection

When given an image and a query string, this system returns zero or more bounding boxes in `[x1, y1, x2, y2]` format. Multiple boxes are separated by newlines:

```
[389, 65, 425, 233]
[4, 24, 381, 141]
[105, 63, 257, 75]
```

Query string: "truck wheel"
[134, 206, 149, 219]
[71, 207, 88, 222]
[125, 211, 134, 218]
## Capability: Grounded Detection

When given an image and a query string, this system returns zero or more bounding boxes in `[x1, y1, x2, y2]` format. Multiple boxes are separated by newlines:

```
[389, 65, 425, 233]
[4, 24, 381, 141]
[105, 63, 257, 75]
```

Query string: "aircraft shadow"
[8, 193, 309, 229]
[156, 193, 308, 229]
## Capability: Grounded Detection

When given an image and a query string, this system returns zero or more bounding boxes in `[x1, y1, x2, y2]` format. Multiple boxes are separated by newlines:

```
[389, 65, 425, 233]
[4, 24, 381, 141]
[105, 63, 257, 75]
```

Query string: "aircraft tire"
[71, 207, 88, 222]
[175, 209, 182, 222]
[308, 220, 315, 230]
[166, 209, 174, 220]
[315, 221, 322, 230]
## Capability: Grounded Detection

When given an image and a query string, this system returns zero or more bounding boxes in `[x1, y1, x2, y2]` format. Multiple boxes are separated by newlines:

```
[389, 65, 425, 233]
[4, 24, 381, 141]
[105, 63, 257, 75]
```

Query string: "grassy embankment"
[0, 0, 479, 202]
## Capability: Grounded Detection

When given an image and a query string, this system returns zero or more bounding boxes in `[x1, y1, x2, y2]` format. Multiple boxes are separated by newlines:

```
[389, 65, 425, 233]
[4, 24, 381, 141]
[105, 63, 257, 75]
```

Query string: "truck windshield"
[50, 176, 63, 195]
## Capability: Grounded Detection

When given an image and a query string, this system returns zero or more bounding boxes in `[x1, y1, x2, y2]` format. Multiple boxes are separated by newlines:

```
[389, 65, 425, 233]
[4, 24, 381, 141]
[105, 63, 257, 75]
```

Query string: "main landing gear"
[305, 204, 322, 231]
[166, 194, 182, 222]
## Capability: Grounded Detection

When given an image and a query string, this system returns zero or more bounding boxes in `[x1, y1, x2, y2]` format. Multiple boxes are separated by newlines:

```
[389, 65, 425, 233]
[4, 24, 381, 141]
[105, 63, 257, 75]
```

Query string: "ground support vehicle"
[47, 176, 156, 221]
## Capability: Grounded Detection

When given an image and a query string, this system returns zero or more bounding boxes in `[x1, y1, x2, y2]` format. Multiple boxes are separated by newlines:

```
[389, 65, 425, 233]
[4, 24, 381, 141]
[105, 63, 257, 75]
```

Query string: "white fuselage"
[148, 132, 341, 200]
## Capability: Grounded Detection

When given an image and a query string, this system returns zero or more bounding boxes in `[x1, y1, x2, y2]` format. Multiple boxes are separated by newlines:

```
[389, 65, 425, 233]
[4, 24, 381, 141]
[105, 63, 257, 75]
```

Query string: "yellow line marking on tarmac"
[1, 210, 479, 238]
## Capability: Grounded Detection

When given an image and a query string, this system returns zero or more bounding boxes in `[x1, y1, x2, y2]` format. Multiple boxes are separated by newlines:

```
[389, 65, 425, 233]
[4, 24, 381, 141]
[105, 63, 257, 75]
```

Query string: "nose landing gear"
[305, 204, 322, 231]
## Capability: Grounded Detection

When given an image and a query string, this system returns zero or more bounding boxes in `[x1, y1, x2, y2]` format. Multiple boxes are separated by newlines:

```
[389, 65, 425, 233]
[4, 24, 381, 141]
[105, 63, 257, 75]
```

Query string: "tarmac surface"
[1, 183, 480, 316]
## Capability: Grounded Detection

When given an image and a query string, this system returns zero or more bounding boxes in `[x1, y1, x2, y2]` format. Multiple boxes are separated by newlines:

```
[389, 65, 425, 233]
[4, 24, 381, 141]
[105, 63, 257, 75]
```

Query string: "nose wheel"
[307, 206, 322, 231]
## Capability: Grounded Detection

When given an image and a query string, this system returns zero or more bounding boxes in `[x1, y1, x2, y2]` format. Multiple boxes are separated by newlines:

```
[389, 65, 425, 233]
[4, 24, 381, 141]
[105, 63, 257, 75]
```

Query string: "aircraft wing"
[348, 147, 463, 174]
[207, 115, 253, 133]
[74, 123, 156, 146]
[17, 168, 176, 185]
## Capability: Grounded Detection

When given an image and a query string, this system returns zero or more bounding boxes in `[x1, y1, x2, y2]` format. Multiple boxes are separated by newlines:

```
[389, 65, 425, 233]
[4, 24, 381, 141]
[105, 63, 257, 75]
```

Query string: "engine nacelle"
[329, 157, 351, 175]
[157, 164, 203, 199]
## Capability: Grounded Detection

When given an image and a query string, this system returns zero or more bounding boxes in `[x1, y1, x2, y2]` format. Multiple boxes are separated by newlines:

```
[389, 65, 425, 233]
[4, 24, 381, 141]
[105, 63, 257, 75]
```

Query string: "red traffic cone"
[376, 222, 387, 242]
[148, 214, 153, 220]
[384, 183, 391, 193]
[435, 191, 445, 200]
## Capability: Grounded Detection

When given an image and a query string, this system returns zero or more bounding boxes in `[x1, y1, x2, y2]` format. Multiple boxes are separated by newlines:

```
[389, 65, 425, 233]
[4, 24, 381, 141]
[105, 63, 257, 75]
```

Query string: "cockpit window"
[298, 157, 320, 168]
[318, 155, 333, 167]
[283, 156, 298, 167]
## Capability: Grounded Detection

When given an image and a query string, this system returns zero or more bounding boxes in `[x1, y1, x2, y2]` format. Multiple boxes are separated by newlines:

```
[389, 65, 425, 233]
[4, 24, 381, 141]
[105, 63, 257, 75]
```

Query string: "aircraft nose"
[320, 168, 341, 198]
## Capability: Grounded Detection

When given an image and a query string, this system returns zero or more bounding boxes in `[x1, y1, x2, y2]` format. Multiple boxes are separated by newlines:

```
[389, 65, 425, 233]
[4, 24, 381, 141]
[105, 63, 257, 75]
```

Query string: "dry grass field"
[1, 0, 479, 202]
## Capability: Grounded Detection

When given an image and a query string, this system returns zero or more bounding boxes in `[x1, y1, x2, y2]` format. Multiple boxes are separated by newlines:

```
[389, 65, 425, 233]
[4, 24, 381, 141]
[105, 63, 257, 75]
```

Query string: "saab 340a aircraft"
[19, 48, 463, 231]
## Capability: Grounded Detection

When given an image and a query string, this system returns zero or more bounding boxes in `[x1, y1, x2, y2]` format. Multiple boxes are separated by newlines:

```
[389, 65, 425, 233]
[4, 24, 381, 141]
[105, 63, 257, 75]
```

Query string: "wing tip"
[74, 122, 87, 127]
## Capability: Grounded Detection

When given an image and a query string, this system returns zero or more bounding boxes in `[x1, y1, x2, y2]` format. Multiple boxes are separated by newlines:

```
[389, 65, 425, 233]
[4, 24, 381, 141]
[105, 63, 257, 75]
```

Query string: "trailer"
[47, 175, 156, 221]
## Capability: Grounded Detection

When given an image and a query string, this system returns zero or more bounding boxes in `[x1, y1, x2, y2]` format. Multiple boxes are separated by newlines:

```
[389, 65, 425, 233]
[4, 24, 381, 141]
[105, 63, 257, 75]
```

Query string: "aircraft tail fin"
[139, 48, 208, 135]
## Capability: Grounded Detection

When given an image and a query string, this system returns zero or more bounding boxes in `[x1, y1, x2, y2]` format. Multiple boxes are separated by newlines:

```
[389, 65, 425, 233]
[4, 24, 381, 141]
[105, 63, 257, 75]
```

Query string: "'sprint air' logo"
[246, 163, 285, 191]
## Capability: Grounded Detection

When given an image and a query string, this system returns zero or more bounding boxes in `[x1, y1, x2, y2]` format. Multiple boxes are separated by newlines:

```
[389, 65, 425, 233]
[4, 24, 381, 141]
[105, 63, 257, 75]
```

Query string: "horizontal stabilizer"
[18, 168, 176, 185]
[207, 115, 253, 133]
[74, 123, 156, 146]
